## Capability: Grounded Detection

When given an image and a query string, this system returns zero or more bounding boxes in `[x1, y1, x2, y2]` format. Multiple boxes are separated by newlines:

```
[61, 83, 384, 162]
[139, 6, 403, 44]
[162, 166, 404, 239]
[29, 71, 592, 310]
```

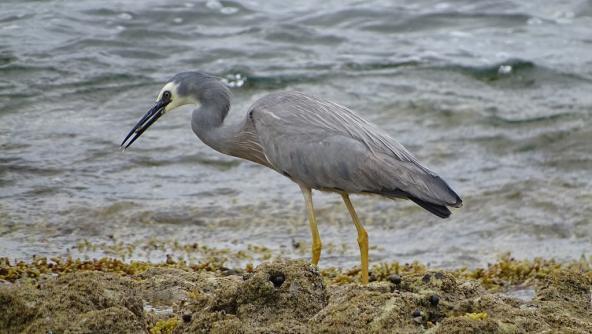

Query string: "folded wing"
[249, 91, 462, 215]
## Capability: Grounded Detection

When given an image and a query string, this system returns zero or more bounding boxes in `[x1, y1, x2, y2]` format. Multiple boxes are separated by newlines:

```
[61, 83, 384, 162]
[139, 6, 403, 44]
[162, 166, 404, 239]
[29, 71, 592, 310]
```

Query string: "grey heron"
[121, 71, 462, 284]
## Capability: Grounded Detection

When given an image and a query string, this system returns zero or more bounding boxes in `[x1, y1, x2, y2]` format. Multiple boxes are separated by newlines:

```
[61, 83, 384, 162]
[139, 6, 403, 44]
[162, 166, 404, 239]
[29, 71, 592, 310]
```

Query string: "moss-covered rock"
[0, 271, 145, 333]
[179, 259, 327, 333]
[1, 256, 591, 333]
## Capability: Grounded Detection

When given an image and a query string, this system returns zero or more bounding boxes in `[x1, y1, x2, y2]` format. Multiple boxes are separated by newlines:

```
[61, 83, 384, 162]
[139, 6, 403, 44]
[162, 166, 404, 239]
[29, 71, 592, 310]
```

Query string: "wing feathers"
[249, 91, 462, 213]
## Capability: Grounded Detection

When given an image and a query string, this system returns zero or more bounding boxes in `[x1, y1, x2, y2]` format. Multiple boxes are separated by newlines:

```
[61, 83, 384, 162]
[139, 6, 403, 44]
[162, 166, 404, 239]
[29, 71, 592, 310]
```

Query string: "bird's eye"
[162, 91, 172, 101]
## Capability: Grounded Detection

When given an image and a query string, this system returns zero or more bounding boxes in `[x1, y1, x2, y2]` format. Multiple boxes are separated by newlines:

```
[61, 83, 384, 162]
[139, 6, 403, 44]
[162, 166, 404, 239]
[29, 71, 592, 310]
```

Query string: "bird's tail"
[378, 174, 462, 219]
[407, 196, 452, 218]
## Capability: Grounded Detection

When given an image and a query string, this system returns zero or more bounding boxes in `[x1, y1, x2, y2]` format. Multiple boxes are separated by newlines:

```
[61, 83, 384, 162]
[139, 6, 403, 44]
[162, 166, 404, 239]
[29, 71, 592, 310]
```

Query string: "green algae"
[150, 317, 180, 334]
[0, 256, 227, 283]
[0, 271, 145, 333]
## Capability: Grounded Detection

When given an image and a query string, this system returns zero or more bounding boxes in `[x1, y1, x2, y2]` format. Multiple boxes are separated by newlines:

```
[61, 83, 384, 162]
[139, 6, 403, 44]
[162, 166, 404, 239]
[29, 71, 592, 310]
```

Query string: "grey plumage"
[178, 72, 461, 217]
[251, 92, 462, 210]
[121, 71, 463, 284]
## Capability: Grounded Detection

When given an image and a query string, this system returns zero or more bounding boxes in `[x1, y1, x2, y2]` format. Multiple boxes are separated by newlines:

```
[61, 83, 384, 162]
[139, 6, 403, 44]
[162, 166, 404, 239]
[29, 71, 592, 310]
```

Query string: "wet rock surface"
[181, 260, 328, 333]
[0, 257, 591, 333]
[0, 271, 145, 333]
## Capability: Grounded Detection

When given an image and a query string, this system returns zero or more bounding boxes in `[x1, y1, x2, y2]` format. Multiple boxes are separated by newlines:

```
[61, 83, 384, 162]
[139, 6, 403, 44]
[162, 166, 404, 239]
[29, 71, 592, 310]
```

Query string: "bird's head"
[121, 71, 227, 149]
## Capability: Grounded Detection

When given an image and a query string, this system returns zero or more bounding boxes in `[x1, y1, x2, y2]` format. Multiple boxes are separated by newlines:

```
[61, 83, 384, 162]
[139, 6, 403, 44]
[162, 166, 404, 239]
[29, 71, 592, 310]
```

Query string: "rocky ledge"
[1, 256, 591, 333]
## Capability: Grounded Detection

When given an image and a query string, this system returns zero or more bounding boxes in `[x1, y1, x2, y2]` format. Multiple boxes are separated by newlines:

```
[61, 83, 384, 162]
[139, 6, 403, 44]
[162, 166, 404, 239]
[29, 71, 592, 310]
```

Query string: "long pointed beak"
[120, 99, 169, 150]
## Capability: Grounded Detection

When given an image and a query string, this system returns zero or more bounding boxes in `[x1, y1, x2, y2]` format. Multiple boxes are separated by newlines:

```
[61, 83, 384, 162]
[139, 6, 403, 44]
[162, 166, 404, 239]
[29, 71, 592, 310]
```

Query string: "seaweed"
[1, 254, 591, 333]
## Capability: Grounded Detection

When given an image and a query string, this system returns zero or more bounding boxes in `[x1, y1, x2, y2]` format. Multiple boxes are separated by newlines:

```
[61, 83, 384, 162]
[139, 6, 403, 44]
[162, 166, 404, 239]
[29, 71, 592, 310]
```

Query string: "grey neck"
[191, 95, 243, 156]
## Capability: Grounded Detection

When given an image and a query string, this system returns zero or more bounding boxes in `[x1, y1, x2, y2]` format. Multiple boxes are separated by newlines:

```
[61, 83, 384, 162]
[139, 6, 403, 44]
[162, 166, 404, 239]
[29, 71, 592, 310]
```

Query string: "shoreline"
[1, 255, 591, 333]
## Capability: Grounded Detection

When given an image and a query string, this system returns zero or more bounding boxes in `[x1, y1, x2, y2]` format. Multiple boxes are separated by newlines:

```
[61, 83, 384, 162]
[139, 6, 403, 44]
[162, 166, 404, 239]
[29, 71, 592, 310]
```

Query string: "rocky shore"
[1, 255, 591, 333]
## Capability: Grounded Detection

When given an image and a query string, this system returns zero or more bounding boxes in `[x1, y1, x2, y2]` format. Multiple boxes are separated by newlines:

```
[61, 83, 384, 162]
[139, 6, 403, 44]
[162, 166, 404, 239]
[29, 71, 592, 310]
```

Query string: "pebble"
[429, 294, 440, 306]
[388, 274, 401, 285]
[269, 272, 286, 288]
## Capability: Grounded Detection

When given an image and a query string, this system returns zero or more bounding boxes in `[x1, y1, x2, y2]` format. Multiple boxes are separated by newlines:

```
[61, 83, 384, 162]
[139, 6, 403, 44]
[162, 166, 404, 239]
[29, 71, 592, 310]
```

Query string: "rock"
[389, 274, 402, 285]
[180, 259, 327, 333]
[2, 258, 592, 333]
[429, 294, 440, 306]
[269, 271, 286, 288]
[0, 271, 145, 333]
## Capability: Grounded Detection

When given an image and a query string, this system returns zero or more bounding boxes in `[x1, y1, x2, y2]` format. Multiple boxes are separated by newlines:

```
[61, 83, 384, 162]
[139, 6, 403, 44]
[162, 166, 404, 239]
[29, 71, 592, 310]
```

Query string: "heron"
[121, 71, 462, 284]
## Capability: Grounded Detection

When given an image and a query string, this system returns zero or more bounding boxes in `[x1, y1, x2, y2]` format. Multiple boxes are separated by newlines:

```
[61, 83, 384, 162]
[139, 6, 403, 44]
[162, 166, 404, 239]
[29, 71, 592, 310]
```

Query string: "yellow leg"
[341, 193, 369, 284]
[299, 185, 322, 266]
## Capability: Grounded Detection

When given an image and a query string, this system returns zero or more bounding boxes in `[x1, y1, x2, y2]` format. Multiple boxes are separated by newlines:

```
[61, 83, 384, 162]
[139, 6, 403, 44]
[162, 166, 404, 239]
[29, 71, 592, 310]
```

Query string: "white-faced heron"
[121, 71, 462, 284]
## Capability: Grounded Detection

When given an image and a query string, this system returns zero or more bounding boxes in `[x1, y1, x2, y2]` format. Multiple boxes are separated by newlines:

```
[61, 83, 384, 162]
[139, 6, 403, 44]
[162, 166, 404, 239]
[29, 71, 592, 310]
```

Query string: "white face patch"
[157, 81, 199, 112]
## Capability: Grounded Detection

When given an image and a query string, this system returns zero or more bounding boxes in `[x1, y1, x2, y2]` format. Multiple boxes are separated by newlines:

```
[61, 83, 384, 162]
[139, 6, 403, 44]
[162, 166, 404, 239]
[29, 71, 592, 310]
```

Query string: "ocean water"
[1, 0, 591, 268]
